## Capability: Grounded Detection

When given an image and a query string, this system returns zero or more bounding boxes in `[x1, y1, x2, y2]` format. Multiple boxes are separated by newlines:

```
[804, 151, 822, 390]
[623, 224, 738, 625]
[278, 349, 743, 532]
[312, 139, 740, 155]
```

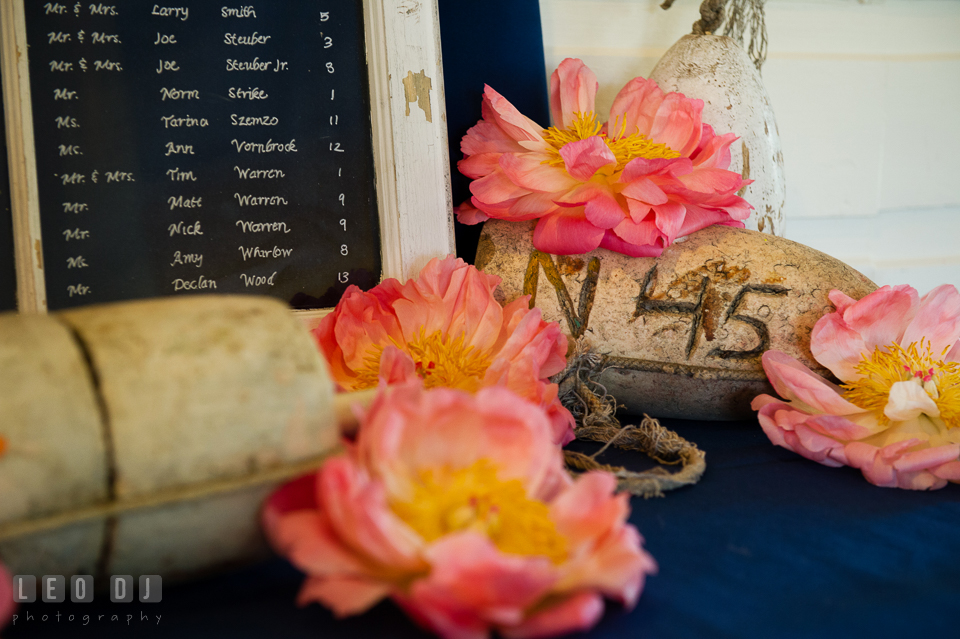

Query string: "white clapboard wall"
[539, 0, 960, 295]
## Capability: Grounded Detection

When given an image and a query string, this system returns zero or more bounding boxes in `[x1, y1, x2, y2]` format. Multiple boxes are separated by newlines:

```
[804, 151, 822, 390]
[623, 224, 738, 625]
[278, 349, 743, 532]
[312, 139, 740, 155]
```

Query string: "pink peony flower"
[456, 57, 752, 257]
[314, 255, 575, 446]
[752, 284, 960, 490]
[263, 384, 657, 639]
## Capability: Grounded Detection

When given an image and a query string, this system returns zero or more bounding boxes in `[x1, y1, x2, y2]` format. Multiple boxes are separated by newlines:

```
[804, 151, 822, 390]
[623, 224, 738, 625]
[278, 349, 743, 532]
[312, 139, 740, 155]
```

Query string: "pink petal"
[561, 525, 655, 607]
[359, 385, 565, 501]
[270, 510, 370, 577]
[932, 460, 960, 480]
[947, 340, 960, 362]
[844, 442, 899, 487]
[672, 200, 749, 239]
[501, 592, 604, 639]
[456, 200, 490, 225]
[792, 424, 847, 466]
[390, 256, 503, 344]
[557, 136, 616, 182]
[805, 413, 877, 441]
[855, 439, 952, 490]
[690, 127, 736, 169]
[810, 313, 870, 382]
[627, 199, 653, 224]
[459, 153, 503, 180]
[549, 58, 598, 130]
[648, 92, 703, 157]
[297, 575, 392, 617]
[612, 215, 662, 248]
[761, 350, 864, 415]
[755, 399, 806, 450]
[599, 229, 664, 257]
[264, 472, 320, 519]
[425, 533, 557, 611]
[621, 157, 690, 182]
[0, 564, 13, 630]
[318, 457, 425, 570]
[678, 167, 746, 193]
[488, 307, 567, 379]
[550, 472, 623, 546]
[532, 210, 605, 255]
[470, 170, 533, 206]
[621, 177, 669, 205]
[551, 474, 656, 606]
[652, 201, 686, 242]
[378, 345, 417, 385]
[504, 194, 562, 221]
[607, 76, 664, 139]
[584, 193, 625, 230]
[751, 393, 780, 411]
[462, 120, 529, 157]
[482, 85, 546, 144]
[901, 472, 947, 490]
[398, 533, 558, 639]
[891, 443, 960, 473]
[827, 289, 858, 315]
[838, 285, 919, 352]
[900, 284, 960, 355]
[499, 152, 580, 193]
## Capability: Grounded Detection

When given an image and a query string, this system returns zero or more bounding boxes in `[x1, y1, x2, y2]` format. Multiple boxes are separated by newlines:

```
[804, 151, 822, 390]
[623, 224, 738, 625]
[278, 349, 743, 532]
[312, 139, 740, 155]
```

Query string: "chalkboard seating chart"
[1, 1, 454, 313]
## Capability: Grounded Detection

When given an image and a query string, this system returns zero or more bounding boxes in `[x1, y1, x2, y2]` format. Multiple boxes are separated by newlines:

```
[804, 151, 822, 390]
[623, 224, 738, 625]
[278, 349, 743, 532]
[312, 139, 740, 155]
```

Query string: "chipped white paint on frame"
[364, 0, 454, 284]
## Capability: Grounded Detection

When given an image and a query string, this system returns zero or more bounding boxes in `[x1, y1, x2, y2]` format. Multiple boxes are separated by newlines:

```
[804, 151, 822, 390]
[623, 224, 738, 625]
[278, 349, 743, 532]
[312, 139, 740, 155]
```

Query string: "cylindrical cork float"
[476, 221, 876, 421]
[0, 296, 342, 581]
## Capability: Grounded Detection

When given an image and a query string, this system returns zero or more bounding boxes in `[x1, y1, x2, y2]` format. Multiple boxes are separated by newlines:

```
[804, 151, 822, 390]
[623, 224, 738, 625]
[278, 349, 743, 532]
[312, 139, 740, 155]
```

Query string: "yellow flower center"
[841, 339, 960, 426]
[390, 459, 568, 564]
[353, 329, 493, 392]
[541, 111, 681, 173]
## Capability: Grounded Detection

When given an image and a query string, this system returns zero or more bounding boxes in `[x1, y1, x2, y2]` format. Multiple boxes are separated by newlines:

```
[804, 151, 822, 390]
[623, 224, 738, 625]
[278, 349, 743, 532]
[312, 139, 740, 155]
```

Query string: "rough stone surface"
[651, 34, 786, 237]
[477, 220, 877, 420]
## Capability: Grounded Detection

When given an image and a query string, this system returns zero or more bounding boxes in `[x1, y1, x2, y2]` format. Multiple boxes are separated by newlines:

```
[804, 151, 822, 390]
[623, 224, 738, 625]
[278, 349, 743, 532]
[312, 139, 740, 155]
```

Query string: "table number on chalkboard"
[1, 1, 453, 316]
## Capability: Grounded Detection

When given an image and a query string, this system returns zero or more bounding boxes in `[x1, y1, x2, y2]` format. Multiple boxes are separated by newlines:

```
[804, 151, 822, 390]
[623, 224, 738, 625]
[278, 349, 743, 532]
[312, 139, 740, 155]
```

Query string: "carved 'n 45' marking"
[633, 264, 788, 360]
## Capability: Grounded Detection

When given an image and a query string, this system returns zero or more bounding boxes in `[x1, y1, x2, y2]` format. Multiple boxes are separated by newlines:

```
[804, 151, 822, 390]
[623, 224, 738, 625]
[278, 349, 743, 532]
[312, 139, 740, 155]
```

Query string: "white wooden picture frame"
[0, 0, 454, 320]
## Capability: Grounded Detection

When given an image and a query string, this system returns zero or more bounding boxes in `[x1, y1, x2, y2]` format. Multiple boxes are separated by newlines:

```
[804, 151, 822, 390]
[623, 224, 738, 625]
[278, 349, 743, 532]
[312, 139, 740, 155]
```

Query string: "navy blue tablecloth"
[10, 415, 960, 638]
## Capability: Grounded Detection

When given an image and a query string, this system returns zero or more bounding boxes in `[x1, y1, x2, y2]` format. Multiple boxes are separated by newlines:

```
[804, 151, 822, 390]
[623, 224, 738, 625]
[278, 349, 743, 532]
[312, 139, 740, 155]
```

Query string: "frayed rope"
[554, 337, 706, 498]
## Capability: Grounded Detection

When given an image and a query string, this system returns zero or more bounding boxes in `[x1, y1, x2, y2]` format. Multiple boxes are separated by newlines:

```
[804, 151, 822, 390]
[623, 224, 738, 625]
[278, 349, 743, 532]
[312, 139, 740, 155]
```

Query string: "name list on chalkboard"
[25, 1, 381, 311]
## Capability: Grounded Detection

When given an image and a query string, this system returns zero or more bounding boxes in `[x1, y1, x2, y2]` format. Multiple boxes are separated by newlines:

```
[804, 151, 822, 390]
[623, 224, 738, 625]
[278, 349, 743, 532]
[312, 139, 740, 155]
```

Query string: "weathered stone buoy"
[650, 34, 786, 236]
[477, 220, 876, 420]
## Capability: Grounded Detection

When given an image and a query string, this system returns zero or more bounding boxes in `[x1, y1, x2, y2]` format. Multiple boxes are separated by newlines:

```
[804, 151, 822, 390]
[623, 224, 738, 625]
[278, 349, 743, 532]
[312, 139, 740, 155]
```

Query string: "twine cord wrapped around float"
[662, 0, 768, 71]
[556, 338, 707, 498]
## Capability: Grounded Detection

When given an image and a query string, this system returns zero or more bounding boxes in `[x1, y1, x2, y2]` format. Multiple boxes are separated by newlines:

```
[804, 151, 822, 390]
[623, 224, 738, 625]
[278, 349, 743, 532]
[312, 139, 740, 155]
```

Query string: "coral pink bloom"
[752, 284, 960, 490]
[314, 255, 574, 445]
[264, 384, 656, 639]
[457, 57, 751, 257]
[0, 563, 13, 632]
